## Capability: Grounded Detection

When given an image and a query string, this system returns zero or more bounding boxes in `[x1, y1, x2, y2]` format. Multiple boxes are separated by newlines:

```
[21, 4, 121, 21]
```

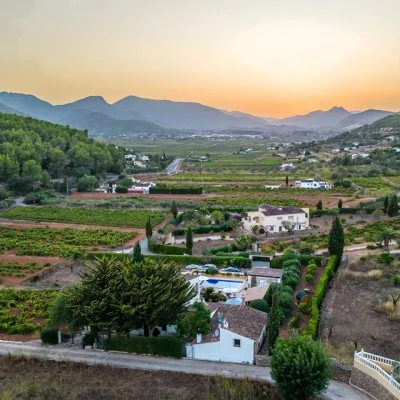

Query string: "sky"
[1, 0, 400, 117]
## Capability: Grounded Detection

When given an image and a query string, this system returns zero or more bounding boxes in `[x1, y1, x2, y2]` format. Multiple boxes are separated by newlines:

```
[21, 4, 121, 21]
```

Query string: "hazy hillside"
[0, 102, 24, 115]
[61, 111, 166, 135]
[279, 106, 352, 128]
[338, 109, 395, 128]
[113, 96, 269, 130]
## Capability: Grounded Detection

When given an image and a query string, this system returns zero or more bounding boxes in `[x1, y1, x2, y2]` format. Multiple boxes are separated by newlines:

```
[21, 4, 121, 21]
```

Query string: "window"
[277, 217, 283, 221]
[233, 339, 241, 348]
[288, 216, 294, 221]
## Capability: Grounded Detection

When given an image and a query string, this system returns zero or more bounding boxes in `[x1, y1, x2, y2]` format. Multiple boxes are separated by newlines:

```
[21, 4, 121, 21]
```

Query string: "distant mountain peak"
[329, 106, 348, 112]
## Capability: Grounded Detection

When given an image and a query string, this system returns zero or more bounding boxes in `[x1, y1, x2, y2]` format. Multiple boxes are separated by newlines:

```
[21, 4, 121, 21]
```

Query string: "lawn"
[0, 206, 165, 228]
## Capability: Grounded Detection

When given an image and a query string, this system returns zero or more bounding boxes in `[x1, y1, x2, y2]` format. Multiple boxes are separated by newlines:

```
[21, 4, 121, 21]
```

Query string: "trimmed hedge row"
[148, 239, 187, 255]
[173, 222, 233, 236]
[302, 255, 338, 338]
[106, 336, 184, 358]
[215, 251, 249, 258]
[271, 254, 322, 268]
[311, 208, 382, 217]
[86, 252, 251, 268]
[149, 187, 202, 195]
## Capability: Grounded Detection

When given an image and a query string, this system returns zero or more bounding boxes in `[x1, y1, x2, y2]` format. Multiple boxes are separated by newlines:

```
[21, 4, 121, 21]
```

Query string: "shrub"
[82, 331, 97, 348]
[107, 336, 184, 358]
[288, 313, 301, 329]
[306, 264, 316, 274]
[115, 186, 128, 193]
[298, 302, 309, 314]
[206, 267, 219, 275]
[377, 252, 394, 265]
[40, 328, 59, 345]
[249, 299, 268, 313]
[305, 273, 314, 283]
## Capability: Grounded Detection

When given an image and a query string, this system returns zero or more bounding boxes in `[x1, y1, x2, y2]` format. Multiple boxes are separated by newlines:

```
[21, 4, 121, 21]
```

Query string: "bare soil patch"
[0, 356, 278, 400]
[319, 258, 400, 361]
[342, 197, 378, 208]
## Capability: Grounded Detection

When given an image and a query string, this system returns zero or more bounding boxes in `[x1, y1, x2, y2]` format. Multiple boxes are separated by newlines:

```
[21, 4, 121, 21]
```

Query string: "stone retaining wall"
[331, 359, 352, 383]
[350, 368, 398, 400]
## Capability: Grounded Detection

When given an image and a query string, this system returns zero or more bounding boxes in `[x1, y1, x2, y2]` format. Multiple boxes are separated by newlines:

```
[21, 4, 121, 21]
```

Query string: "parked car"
[221, 267, 240, 273]
[185, 264, 202, 270]
[203, 264, 217, 270]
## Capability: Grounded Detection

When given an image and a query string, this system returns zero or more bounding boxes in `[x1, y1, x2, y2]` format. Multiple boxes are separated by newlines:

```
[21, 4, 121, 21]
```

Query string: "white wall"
[186, 329, 255, 364]
[243, 211, 309, 232]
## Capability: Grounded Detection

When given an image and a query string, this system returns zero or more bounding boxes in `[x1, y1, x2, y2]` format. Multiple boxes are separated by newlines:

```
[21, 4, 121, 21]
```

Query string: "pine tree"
[328, 216, 344, 260]
[186, 227, 193, 255]
[162, 150, 166, 160]
[171, 200, 178, 219]
[133, 241, 144, 262]
[267, 286, 280, 355]
[338, 199, 342, 209]
[384, 195, 389, 214]
[285, 175, 289, 187]
[145, 217, 152, 238]
[388, 195, 399, 217]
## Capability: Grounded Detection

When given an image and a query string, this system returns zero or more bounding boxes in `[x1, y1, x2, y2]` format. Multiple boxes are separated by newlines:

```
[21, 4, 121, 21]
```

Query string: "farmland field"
[0, 226, 136, 257]
[351, 177, 395, 196]
[0, 288, 57, 334]
[0, 261, 47, 280]
[0, 207, 165, 228]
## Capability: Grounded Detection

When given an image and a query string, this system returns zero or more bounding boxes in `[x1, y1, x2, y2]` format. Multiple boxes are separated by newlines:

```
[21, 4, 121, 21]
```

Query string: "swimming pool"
[201, 278, 244, 290]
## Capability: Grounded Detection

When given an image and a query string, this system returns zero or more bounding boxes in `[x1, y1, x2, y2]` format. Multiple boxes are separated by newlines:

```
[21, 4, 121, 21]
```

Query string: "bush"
[206, 267, 219, 275]
[40, 328, 59, 345]
[377, 252, 394, 265]
[249, 299, 268, 313]
[289, 313, 301, 329]
[306, 264, 316, 274]
[149, 187, 202, 195]
[305, 273, 314, 283]
[148, 240, 187, 255]
[107, 335, 184, 358]
[115, 186, 128, 193]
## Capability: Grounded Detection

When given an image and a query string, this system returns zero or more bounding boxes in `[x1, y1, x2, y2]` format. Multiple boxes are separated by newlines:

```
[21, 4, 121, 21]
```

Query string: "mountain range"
[0, 91, 397, 135]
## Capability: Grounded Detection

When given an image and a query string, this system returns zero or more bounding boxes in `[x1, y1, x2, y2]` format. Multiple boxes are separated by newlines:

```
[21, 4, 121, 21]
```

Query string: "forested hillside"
[0, 113, 125, 185]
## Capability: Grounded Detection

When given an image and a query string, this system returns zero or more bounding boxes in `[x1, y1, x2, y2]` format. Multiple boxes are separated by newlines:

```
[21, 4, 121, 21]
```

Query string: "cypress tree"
[384, 195, 389, 214]
[171, 200, 178, 219]
[338, 199, 342, 209]
[285, 175, 289, 187]
[316, 200, 323, 210]
[328, 216, 344, 261]
[132, 241, 144, 262]
[145, 217, 152, 238]
[186, 227, 193, 255]
[267, 286, 280, 355]
[388, 195, 399, 217]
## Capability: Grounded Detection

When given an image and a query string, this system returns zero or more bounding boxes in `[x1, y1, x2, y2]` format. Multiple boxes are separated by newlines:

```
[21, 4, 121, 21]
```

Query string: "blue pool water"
[201, 279, 244, 290]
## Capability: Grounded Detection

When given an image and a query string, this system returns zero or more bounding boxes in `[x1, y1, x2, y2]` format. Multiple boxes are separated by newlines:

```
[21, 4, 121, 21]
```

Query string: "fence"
[354, 350, 400, 398]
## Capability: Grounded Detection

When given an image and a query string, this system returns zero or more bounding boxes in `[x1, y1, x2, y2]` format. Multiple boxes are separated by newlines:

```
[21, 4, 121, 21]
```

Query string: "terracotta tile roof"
[204, 303, 267, 342]
[247, 268, 284, 278]
[243, 284, 270, 303]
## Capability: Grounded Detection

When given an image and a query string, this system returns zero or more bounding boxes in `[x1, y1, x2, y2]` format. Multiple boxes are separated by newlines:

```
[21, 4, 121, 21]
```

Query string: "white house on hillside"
[185, 303, 266, 364]
[295, 179, 331, 189]
[243, 204, 309, 233]
[280, 163, 295, 171]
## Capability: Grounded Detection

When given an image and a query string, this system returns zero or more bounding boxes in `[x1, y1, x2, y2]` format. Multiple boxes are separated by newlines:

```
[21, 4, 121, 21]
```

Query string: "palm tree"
[377, 229, 397, 249]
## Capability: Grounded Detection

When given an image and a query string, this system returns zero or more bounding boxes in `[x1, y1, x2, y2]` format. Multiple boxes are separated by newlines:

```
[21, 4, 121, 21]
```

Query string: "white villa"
[186, 303, 266, 364]
[243, 204, 309, 233]
[280, 163, 295, 171]
[295, 179, 332, 189]
[124, 154, 136, 161]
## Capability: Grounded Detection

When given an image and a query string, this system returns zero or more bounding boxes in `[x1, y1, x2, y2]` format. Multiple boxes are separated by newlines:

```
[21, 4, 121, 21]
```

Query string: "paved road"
[0, 341, 365, 400]
[164, 158, 181, 175]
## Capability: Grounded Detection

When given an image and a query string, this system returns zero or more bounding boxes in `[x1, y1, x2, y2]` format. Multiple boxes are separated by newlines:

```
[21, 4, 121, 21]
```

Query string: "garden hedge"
[85, 252, 251, 268]
[106, 336, 184, 358]
[40, 328, 59, 345]
[149, 187, 202, 195]
[302, 255, 338, 338]
[173, 222, 233, 236]
[271, 254, 322, 268]
[147, 239, 187, 255]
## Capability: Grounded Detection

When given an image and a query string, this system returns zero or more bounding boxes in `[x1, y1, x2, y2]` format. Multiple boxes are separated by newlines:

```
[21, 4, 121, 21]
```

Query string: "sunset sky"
[1, 0, 400, 117]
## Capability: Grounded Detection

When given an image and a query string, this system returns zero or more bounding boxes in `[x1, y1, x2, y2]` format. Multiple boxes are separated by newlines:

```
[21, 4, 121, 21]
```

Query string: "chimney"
[196, 333, 202, 343]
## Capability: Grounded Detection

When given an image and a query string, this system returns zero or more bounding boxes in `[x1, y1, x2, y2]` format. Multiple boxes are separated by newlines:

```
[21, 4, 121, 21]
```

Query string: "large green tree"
[235, 234, 252, 251]
[0, 154, 19, 182]
[178, 302, 211, 339]
[77, 175, 98, 192]
[267, 286, 280, 354]
[186, 227, 193, 255]
[388, 195, 399, 217]
[210, 210, 224, 224]
[22, 160, 42, 179]
[384, 195, 389, 214]
[327, 216, 344, 260]
[377, 228, 397, 250]
[145, 216, 152, 238]
[171, 200, 178, 219]
[270, 335, 331, 400]
[132, 241, 144, 262]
